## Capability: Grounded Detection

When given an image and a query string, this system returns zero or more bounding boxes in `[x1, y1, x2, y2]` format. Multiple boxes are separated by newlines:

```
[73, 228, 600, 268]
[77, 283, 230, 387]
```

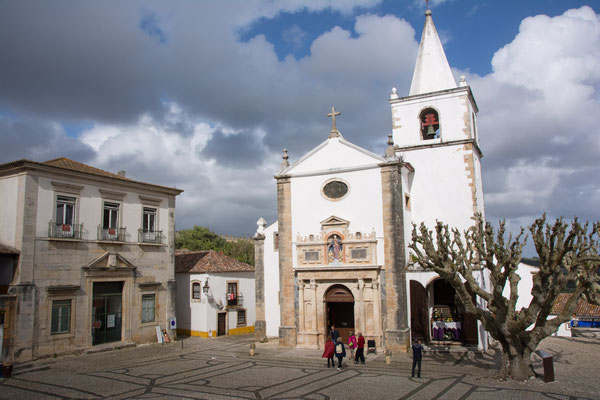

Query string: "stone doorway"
[324, 285, 354, 343]
[92, 281, 123, 346]
[429, 278, 478, 345]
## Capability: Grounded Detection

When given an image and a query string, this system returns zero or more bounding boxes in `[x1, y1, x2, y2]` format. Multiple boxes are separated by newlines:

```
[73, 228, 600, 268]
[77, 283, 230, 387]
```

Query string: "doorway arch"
[324, 284, 354, 343]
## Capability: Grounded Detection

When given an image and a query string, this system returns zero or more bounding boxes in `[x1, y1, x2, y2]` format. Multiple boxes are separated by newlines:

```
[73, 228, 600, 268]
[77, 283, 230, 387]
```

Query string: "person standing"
[348, 331, 357, 361]
[329, 325, 340, 343]
[354, 332, 365, 364]
[412, 339, 423, 378]
[334, 337, 346, 370]
[322, 336, 335, 368]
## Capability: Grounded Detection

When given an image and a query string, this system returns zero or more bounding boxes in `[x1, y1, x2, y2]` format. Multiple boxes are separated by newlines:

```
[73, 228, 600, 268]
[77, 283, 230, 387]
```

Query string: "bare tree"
[410, 214, 600, 381]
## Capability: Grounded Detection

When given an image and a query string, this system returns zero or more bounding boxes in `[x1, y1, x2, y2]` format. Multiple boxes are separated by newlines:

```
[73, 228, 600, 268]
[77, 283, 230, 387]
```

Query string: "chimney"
[117, 170, 126, 177]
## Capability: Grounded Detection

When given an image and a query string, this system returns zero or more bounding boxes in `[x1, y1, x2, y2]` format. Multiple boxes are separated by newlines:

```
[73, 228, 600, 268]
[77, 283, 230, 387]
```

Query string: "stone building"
[254, 10, 488, 351]
[0, 157, 182, 361]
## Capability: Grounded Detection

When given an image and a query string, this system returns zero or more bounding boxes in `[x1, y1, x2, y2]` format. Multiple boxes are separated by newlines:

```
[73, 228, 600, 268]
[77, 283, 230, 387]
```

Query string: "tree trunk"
[498, 344, 535, 381]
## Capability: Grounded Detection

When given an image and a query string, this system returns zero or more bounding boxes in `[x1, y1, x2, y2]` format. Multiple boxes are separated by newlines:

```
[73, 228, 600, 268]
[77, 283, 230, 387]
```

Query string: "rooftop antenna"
[425, 0, 430, 11]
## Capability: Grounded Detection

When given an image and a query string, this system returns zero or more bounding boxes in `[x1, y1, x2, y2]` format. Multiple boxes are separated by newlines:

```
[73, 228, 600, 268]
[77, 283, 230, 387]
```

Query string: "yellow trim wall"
[177, 325, 254, 338]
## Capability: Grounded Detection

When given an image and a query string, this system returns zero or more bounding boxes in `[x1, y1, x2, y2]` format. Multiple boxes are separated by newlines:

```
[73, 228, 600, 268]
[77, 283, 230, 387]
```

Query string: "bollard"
[385, 349, 392, 365]
[250, 343, 256, 356]
[181, 338, 184, 349]
[536, 350, 555, 382]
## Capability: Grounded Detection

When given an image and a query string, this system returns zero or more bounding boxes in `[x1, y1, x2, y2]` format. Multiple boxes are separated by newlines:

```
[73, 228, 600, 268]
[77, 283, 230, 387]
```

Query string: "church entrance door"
[324, 285, 354, 343]
[429, 279, 478, 345]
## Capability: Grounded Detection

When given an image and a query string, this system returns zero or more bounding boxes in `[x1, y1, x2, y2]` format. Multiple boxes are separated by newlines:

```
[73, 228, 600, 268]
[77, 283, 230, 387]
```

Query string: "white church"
[254, 9, 488, 352]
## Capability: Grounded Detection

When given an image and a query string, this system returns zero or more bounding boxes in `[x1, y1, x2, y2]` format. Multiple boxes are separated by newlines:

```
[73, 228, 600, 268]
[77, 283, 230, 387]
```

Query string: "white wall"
[0, 175, 20, 247]
[176, 271, 255, 335]
[391, 89, 475, 147]
[401, 145, 477, 233]
[290, 166, 385, 268]
[263, 221, 281, 337]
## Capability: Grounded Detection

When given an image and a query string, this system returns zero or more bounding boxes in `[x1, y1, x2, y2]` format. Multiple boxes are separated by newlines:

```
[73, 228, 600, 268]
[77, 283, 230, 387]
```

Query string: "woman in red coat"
[322, 336, 335, 368]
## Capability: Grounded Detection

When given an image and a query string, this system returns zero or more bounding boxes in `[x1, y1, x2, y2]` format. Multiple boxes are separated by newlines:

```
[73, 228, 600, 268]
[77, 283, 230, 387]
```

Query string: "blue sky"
[0, 1, 598, 256]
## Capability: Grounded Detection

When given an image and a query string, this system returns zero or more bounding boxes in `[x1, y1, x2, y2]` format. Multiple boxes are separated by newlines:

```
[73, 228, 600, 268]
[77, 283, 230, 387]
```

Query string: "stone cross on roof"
[327, 106, 342, 138]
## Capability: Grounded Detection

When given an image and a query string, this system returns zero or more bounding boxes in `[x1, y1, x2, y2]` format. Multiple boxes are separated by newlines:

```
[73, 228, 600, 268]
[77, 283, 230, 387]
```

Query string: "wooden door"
[217, 313, 226, 336]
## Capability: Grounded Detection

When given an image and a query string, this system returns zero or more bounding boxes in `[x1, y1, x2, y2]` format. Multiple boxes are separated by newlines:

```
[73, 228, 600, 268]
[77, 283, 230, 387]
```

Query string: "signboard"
[155, 326, 163, 343]
[107, 314, 115, 328]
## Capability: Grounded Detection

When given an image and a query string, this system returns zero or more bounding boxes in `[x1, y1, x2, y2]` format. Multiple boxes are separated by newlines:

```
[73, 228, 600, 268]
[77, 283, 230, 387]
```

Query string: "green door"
[92, 281, 123, 345]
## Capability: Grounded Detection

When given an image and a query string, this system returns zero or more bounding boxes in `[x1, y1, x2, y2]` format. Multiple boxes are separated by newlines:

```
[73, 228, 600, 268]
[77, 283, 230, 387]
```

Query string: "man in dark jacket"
[412, 339, 423, 378]
[329, 325, 340, 343]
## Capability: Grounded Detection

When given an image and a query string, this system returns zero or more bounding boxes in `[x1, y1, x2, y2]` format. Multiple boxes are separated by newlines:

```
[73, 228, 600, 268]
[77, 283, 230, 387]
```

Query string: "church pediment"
[320, 215, 350, 229]
[83, 252, 136, 272]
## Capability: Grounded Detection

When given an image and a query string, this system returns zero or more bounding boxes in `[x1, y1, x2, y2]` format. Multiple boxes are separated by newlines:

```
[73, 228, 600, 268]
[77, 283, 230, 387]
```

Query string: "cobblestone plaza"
[1, 334, 598, 399]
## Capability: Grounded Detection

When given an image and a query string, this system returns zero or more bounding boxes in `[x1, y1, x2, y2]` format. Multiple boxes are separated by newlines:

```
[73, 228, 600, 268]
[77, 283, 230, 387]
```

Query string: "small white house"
[175, 251, 255, 337]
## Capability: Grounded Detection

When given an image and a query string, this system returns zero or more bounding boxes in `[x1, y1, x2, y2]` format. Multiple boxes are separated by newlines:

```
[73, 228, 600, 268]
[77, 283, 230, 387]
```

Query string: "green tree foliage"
[175, 226, 254, 265]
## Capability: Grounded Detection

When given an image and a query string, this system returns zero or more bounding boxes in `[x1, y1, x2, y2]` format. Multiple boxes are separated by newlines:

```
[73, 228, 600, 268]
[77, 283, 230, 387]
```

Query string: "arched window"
[420, 108, 440, 140]
[192, 282, 201, 299]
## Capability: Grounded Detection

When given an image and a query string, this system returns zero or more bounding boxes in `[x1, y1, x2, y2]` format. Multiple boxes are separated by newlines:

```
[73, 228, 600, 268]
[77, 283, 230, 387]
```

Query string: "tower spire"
[409, 7, 456, 95]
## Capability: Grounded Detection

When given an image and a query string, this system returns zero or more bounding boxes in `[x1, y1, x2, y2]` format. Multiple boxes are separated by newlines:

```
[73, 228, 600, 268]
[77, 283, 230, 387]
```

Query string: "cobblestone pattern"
[0, 335, 597, 399]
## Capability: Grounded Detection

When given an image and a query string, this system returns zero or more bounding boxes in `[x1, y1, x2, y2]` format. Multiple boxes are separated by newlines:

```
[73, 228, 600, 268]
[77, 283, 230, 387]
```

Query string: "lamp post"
[203, 278, 210, 294]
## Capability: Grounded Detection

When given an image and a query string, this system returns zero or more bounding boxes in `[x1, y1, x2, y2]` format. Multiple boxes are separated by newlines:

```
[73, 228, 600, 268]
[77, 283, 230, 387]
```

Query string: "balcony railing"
[226, 293, 244, 308]
[97, 226, 127, 242]
[138, 229, 164, 244]
[48, 222, 83, 239]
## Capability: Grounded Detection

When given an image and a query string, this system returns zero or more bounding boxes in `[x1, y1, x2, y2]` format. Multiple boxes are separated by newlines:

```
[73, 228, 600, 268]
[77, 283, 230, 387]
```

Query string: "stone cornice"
[395, 138, 483, 158]
[0, 160, 183, 196]
[390, 85, 479, 113]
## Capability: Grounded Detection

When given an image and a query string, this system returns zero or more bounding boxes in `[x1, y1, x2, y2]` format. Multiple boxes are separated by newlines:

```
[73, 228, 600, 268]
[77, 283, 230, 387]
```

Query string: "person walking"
[322, 335, 335, 368]
[354, 332, 365, 364]
[411, 339, 424, 378]
[348, 331, 357, 361]
[329, 325, 340, 344]
[334, 337, 346, 370]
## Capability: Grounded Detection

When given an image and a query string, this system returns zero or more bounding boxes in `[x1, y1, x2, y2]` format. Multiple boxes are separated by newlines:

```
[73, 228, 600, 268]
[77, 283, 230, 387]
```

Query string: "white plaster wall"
[288, 138, 382, 175]
[391, 89, 474, 147]
[290, 167, 384, 268]
[263, 221, 281, 337]
[0, 175, 20, 247]
[401, 146, 475, 232]
[176, 272, 255, 335]
[35, 175, 170, 242]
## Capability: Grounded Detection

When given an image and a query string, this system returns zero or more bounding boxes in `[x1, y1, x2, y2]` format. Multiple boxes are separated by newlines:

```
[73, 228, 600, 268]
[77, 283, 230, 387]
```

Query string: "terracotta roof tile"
[43, 157, 132, 181]
[175, 250, 254, 274]
[552, 293, 600, 317]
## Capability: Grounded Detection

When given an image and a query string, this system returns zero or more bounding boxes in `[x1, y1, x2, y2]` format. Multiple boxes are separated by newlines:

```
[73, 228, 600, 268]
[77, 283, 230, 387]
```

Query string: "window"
[103, 202, 119, 230]
[51, 299, 71, 334]
[54, 196, 76, 238]
[420, 108, 440, 140]
[237, 309, 246, 326]
[141, 294, 155, 323]
[141, 207, 157, 242]
[0, 310, 5, 327]
[143, 207, 156, 232]
[227, 282, 238, 306]
[273, 232, 279, 251]
[101, 202, 120, 240]
[192, 282, 201, 300]
[322, 180, 348, 200]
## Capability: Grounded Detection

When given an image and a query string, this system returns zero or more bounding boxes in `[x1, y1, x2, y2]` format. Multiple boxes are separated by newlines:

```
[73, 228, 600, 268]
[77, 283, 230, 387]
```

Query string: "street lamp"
[203, 278, 210, 294]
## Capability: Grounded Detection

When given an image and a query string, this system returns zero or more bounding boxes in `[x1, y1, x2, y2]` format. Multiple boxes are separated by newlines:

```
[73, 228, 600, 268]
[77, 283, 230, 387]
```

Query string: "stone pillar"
[11, 173, 39, 361]
[253, 233, 267, 342]
[380, 160, 409, 352]
[276, 176, 297, 346]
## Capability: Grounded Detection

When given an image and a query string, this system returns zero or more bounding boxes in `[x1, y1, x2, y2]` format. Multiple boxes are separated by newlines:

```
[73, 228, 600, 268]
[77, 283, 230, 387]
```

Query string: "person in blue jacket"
[334, 337, 346, 370]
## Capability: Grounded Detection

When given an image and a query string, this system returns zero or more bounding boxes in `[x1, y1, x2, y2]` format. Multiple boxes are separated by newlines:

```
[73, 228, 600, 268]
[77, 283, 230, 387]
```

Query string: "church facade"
[254, 10, 488, 352]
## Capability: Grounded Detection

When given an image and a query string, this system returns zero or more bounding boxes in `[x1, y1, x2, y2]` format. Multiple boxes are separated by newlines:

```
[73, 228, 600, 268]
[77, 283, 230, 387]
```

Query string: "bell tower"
[389, 9, 484, 231]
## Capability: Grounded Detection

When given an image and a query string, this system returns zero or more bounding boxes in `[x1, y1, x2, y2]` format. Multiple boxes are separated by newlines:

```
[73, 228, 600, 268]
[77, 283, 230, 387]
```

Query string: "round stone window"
[322, 180, 348, 200]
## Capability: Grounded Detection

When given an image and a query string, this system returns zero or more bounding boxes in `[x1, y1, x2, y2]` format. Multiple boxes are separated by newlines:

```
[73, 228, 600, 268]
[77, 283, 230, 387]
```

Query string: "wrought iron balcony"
[48, 221, 83, 239]
[97, 226, 127, 242]
[226, 293, 244, 308]
[138, 229, 164, 244]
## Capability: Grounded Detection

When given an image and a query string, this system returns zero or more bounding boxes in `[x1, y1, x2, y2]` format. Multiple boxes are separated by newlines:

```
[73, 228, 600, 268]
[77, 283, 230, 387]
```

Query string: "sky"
[0, 0, 598, 255]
